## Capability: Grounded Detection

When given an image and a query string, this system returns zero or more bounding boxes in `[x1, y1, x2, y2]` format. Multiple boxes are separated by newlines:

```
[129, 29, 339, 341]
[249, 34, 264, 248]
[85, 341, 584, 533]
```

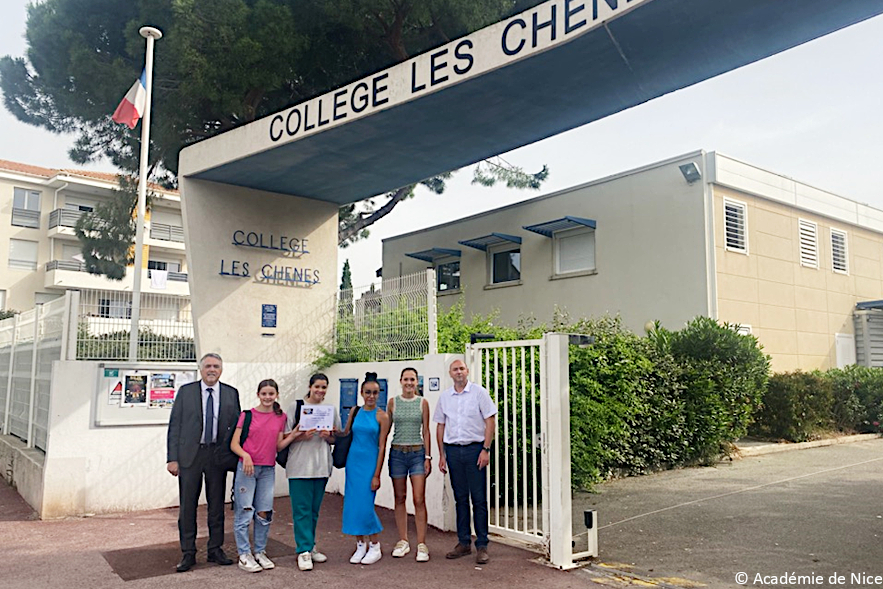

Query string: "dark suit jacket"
[167, 381, 241, 468]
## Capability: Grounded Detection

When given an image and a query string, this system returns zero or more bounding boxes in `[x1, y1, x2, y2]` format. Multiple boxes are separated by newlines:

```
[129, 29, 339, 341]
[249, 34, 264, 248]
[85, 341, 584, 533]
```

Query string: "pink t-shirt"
[237, 409, 287, 466]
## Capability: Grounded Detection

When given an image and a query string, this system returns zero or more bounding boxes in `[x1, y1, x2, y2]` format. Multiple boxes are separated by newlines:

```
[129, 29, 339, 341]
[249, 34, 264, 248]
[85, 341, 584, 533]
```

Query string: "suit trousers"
[178, 444, 227, 555]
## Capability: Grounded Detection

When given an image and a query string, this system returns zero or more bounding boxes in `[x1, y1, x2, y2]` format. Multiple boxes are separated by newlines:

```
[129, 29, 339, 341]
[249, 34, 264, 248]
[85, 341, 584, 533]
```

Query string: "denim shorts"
[388, 447, 426, 478]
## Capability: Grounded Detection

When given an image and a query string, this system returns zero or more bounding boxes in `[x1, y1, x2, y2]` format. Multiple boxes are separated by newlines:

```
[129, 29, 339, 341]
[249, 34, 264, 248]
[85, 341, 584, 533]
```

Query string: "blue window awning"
[458, 233, 521, 252]
[522, 216, 596, 238]
[856, 300, 883, 310]
[404, 248, 461, 263]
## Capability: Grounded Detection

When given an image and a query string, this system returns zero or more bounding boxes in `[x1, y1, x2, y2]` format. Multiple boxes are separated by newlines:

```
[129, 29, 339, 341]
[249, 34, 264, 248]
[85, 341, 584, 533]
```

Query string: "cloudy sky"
[2, 3, 883, 289]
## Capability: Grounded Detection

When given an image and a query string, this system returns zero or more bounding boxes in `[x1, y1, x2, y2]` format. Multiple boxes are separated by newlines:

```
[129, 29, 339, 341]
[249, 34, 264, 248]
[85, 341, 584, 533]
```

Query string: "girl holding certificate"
[387, 367, 432, 562]
[342, 372, 390, 565]
[278, 373, 341, 571]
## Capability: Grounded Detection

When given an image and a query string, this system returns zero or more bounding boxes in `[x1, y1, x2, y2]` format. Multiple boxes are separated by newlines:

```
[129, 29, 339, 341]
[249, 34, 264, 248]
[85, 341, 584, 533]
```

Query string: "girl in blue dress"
[342, 372, 390, 565]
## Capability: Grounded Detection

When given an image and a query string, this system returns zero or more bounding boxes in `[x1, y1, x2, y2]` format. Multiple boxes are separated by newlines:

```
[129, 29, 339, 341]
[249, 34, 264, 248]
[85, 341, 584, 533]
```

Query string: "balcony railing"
[149, 222, 185, 243]
[12, 208, 40, 229]
[46, 260, 188, 282]
[48, 208, 85, 229]
[148, 269, 188, 282]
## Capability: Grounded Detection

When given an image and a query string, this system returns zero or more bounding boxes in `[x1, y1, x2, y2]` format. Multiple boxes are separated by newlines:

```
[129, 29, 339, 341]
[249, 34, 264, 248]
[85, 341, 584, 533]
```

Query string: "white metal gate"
[467, 333, 583, 568]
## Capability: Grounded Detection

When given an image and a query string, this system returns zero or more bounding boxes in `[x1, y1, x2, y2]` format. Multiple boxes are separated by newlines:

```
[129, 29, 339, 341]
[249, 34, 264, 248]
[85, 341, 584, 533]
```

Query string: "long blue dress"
[342, 407, 383, 536]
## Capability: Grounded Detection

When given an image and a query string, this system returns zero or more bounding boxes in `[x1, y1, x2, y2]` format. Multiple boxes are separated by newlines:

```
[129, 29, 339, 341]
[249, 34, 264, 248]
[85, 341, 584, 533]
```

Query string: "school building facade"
[382, 150, 883, 372]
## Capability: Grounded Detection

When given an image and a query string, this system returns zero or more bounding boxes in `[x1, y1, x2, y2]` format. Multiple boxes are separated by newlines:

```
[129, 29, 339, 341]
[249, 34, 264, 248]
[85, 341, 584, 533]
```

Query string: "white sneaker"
[310, 549, 327, 563]
[297, 552, 313, 571]
[350, 541, 367, 564]
[238, 553, 262, 573]
[254, 551, 275, 570]
[416, 543, 430, 562]
[361, 542, 382, 565]
[392, 540, 410, 558]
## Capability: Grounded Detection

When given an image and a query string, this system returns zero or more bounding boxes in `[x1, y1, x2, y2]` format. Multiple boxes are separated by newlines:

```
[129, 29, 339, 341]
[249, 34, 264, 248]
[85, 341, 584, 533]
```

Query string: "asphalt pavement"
[3, 438, 881, 589]
[576, 438, 883, 588]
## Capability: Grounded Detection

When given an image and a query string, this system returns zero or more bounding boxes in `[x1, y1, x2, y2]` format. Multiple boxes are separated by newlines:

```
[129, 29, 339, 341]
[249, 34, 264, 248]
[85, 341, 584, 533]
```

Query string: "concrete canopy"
[179, 0, 883, 205]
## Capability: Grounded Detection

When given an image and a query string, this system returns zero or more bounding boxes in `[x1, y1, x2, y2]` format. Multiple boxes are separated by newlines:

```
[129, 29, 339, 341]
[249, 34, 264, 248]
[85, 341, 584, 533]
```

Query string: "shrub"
[751, 371, 834, 441]
[664, 317, 770, 462]
[825, 365, 883, 433]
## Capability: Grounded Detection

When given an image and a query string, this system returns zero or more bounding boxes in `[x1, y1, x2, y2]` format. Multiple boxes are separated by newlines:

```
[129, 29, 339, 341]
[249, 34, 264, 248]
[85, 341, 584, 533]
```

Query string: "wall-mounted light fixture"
[679, 162, 702, 184]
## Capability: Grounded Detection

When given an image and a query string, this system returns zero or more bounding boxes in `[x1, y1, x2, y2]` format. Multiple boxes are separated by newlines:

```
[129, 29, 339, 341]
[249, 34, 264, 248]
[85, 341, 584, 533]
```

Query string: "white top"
[200, 380, 220, 443]
[284, 401, 342, 479]
[432, 381, 497, 445]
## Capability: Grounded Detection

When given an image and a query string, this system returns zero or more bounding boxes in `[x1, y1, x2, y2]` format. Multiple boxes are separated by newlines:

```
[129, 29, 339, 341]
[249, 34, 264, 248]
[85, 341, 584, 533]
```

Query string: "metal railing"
[149, 222, 185, 243]
[48, 208, 84, 228]
[333, 269, 437, 362]
[46, 260, 187, 282]
[0, 296, 67, 452]
[11, 208, 40, 229]
[77, 290, 195, 361]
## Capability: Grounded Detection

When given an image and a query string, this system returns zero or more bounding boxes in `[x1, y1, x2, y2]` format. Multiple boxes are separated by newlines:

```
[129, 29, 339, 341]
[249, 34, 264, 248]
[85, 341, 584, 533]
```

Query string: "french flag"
[111, 70, 147, 129]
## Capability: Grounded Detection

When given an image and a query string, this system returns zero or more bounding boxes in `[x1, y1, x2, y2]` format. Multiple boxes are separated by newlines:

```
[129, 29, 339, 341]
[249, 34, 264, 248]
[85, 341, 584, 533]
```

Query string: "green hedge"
[752, 365, 883, 440]
[437, 307, 770, 490]
[750, 372, 834, 441]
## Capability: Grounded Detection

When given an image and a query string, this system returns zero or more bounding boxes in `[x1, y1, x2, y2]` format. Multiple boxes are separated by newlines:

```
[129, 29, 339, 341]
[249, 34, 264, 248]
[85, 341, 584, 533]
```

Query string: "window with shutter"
[831, 229, 848, 274]
[798, 219, 819, 268]
[723, 198, 747, 254]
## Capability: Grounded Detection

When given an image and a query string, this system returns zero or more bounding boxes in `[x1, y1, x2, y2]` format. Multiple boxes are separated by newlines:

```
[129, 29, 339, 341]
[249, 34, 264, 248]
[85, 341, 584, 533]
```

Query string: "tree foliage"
[1, 0, 550, 264]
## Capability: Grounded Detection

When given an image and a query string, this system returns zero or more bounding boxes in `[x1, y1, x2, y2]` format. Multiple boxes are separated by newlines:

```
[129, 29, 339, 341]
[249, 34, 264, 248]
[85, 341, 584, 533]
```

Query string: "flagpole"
[129, 26, 163, 361]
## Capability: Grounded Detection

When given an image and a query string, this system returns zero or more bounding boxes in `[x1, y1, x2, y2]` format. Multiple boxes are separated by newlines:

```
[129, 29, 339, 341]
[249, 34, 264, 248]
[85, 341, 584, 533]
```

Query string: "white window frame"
[147, 258, 182, 273]
[0, 290, 6, 311]
[13, 187, 41, 211]
[434, 258, 461, 293]
[831, 228, 848, 274]
[798, 218, 819, 269]
[553, 226, 596, 276]
[735, 324, 753, 336]
[487, 243, 521, 286]
[723, 197, 748, 254]
[8, 238, 39, 271]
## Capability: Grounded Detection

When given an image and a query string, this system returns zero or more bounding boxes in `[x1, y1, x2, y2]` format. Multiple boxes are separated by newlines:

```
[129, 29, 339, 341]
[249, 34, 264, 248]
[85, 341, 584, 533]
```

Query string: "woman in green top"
[387, 367, 432, 562]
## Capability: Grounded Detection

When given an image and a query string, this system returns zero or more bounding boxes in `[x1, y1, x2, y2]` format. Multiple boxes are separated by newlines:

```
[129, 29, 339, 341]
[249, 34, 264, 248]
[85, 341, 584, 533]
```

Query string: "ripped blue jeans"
[233, 462, 276, 555]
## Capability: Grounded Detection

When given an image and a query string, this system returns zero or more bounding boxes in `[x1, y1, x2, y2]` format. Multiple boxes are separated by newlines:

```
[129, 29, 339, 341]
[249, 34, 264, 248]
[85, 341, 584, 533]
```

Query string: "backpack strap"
[292, 399, 305, 428]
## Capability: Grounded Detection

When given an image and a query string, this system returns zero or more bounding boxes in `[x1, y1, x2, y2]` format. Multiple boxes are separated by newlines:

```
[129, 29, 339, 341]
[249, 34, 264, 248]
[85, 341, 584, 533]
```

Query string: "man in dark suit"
[167, 352, 241, 572]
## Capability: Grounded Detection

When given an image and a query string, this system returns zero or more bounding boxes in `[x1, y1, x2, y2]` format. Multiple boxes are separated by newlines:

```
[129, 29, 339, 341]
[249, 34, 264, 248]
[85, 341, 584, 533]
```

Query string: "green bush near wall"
[436, 306, 770, 490]
[750, 372, 834, 442]
[751, 365, 883, 440]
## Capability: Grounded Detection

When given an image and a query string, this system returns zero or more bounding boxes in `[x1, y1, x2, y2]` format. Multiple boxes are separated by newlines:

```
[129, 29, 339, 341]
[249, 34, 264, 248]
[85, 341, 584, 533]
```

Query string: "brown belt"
[392, 444, 424, 453]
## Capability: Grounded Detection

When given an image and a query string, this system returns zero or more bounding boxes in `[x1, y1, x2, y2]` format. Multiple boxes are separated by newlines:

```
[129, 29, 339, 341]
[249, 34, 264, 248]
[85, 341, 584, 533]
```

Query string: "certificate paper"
[298, 405, 334, 430]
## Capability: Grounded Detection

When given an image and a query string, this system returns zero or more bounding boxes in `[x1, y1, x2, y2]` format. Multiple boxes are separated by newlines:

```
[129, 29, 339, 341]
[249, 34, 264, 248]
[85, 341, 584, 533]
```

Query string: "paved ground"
[0, 482, 596, 589]
[4, 438, 882, 588]
[576, 438, 883, 588]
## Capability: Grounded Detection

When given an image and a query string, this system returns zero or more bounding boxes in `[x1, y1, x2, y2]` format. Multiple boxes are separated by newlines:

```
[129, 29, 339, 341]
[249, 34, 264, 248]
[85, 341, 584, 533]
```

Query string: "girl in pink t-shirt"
[230, 379, 287, 573]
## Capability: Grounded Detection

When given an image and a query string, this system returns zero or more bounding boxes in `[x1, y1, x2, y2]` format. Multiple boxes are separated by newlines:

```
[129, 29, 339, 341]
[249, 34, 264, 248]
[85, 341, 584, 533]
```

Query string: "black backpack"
[228, 410, 253, 508]
[276, 399, 304, 468]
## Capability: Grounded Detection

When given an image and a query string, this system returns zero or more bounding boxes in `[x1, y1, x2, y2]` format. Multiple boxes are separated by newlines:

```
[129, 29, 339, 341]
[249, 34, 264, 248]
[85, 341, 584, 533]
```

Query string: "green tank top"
[391, 395, 423, 445]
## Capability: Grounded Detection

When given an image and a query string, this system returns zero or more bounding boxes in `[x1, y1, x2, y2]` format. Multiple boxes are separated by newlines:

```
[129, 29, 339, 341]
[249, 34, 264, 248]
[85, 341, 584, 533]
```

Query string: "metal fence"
[334, 269, 437, 362]
[0, 296, 67, 451]
[77, 289, 195, 361]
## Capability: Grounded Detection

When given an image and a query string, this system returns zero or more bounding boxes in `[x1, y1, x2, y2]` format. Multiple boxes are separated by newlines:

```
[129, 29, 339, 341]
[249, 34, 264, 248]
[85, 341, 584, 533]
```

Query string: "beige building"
[0, 159, 189, 317]
[382, 151, 883, 371]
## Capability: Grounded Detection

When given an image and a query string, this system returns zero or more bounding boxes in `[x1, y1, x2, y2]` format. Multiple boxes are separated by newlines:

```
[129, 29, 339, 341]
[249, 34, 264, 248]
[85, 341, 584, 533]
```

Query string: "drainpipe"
[702, 152, 718, 320]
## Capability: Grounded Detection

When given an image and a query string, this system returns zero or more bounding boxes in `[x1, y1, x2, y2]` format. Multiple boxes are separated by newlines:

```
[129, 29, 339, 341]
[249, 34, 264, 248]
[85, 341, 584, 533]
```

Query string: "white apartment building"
[383, 151, 883, 372]
[0, 159, 189, 319]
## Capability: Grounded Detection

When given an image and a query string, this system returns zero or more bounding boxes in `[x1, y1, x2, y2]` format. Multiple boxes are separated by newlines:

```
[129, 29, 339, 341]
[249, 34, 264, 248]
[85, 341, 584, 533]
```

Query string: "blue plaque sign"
[261, 304, 277, 328]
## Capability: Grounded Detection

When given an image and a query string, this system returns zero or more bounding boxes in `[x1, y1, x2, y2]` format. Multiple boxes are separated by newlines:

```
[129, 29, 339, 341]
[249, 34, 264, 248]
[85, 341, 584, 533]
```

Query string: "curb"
[735, 433, 879, 457]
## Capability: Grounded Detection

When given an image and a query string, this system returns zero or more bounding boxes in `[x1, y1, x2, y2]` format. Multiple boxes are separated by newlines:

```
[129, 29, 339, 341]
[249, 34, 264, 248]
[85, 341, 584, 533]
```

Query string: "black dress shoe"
[207, 548, 234, 565]
[176, 553, 196, 573]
